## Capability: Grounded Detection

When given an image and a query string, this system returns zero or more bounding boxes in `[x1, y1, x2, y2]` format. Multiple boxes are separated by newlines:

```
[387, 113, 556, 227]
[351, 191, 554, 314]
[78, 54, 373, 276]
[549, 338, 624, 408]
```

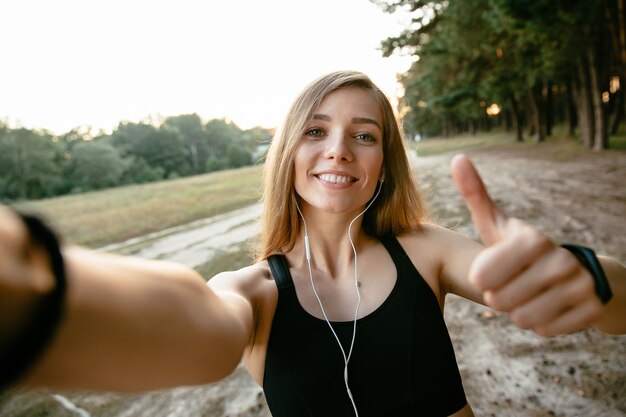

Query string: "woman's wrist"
[561, 244, 613, 304]
[0, 210, 68, 391]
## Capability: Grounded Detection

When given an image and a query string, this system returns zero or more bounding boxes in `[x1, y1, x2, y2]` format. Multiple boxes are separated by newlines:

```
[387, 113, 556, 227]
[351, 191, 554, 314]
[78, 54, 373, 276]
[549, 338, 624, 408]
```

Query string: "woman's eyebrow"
[352, 117, 381, 130]
[312, 114, 331, 121]
[312, 114, 381, 130]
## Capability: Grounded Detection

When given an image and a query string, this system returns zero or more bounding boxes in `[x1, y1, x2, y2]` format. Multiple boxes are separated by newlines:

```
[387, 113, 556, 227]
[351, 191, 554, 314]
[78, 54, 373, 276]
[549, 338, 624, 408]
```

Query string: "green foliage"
[242, 126, 272, 145]
[0, 117, 272, 202]
[163, 114, 210, 174]
[205, 156, 226, 172]
[0, 128, 65, 200]
[205, 118, 245, 160]
[107, 122, 190, 178]
[374, 0, 614, 142]
[226, 143, 252, 168]
[120, 156, 165, 184]
[67, 141, 127, 192]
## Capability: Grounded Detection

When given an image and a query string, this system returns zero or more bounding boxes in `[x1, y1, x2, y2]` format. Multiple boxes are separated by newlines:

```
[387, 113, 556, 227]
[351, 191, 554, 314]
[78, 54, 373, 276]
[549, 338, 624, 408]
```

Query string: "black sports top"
[263, 235, 467, 417]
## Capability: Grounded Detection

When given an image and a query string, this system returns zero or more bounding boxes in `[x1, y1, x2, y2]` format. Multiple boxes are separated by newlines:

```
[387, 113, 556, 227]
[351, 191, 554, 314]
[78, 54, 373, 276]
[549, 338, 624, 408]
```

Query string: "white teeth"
[318, 173, 353, 184]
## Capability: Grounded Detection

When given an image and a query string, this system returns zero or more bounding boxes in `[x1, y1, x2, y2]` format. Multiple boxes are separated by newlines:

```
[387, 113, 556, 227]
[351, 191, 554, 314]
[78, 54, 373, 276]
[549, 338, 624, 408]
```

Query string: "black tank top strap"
[379, 234, 410, 264]
[268, 254, 294, 290]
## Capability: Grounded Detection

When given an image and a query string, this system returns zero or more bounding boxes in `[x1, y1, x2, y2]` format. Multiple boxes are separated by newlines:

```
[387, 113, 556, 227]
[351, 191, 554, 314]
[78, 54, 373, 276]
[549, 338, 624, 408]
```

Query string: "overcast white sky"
[0, 0, 415, 135]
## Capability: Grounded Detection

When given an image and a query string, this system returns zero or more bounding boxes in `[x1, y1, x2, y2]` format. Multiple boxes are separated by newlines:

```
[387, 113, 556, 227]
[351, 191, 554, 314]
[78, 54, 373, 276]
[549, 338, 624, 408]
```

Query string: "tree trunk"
[603, 0, 626, 135]
[587, 48, 608, 150]
[615, 0, 626, 128]
[508, 95, 524, 142]
[546, 82, 554, 136]
[565, 78, 578, 138]
[574, 58, 595, 147]
[527, 85, 546, 143]
[526, 93, 535, 138]
[188, 142, 198, 173]
[17, 136, 28, 199]
[503, 108, 512, 132]
[609, 76, 624, 135]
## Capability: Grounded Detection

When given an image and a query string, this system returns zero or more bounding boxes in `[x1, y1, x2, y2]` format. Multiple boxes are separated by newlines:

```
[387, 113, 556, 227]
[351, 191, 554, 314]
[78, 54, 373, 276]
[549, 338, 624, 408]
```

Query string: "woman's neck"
[292, 210, 370, 278]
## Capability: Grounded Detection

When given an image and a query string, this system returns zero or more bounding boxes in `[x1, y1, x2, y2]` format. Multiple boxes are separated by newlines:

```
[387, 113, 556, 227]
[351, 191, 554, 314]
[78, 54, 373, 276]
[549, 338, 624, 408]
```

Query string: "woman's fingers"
[484, 247, 602, 336]
[532, 298, 603, 337]
[468, 218, 553, 292]
[508, 273, 602, 337]
[451, 154, 508, 246]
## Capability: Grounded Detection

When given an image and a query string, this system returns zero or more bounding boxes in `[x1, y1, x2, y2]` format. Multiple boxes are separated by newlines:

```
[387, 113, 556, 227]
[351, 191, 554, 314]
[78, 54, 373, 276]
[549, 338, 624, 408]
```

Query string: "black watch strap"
[0, 212, 67, 391]
[561, 244, 612, 304]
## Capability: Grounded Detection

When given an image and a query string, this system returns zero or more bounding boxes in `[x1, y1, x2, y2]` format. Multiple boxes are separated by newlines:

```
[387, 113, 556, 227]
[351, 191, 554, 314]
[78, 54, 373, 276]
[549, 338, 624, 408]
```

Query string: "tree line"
[374, 0, 625, 149]
[0, 115, 271, 201]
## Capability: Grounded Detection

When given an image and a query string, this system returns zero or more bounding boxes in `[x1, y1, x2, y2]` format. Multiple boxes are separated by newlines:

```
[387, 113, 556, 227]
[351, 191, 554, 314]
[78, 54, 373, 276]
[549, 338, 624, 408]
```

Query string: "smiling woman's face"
[294, 86, 384, 216]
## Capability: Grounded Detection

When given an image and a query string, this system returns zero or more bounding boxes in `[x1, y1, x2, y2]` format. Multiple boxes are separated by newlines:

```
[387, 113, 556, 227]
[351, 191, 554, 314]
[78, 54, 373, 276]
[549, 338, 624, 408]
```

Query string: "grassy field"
[14, 165, 263, 248]
[195, 247, 256, 279]
[410, 127, 626, 158]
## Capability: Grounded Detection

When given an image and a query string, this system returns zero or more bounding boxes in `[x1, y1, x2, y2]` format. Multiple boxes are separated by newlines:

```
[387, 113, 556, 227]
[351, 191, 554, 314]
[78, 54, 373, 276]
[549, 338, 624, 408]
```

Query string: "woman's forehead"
[313, 87, 383, 125]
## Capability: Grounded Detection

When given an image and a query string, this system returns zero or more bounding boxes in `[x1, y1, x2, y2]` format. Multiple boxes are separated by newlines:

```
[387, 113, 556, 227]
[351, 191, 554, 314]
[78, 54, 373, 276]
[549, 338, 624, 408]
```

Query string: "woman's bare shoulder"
[396, 223, 484, 301]
[398, 222, 481, 250]
[208, 260, 275, 296]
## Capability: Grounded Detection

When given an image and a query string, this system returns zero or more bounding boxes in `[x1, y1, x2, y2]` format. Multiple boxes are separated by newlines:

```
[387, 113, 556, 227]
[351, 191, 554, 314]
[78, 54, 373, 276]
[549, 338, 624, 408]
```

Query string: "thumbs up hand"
[450, 154, 603, 337]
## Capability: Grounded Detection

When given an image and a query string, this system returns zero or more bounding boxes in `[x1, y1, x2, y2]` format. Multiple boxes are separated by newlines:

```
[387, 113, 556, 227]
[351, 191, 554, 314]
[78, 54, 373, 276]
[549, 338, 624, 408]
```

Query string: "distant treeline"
[374, 0, 625, 149]
[0, 114, 272, 201]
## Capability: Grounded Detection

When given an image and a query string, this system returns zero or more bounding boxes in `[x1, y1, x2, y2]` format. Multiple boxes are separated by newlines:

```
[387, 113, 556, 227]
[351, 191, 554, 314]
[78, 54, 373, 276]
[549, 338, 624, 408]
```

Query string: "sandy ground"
[1, 146, 625, 417]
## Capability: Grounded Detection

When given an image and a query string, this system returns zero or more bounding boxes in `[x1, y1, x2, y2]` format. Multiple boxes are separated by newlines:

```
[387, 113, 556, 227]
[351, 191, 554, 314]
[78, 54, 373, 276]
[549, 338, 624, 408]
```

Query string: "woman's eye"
[305, 127, 324, 137]
[355, 132, 376, 143]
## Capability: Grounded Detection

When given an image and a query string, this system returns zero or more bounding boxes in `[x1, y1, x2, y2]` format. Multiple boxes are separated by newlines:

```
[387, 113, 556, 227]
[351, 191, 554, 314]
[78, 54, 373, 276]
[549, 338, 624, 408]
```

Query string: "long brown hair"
[255, 70, 428, 261]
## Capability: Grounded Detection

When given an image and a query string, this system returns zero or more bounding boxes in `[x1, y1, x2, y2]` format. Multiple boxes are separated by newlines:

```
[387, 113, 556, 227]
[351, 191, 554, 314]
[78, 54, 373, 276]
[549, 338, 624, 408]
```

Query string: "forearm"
[19, 247, 250, 392]
[592, 256, 626, 334]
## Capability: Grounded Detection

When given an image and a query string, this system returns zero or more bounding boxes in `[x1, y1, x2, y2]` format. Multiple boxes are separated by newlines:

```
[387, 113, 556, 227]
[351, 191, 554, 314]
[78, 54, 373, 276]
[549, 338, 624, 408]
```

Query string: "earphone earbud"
[379, 170, 385, 183]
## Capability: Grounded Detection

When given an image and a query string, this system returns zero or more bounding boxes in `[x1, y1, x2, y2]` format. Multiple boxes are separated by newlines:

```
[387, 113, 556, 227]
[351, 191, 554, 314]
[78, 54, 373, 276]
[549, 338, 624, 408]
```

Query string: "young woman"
[1, 71, 624, 417]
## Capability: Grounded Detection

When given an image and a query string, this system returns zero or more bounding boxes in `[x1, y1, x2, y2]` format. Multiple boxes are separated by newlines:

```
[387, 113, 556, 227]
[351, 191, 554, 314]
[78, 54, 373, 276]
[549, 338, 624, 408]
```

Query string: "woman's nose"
[323, 131, 353, 161]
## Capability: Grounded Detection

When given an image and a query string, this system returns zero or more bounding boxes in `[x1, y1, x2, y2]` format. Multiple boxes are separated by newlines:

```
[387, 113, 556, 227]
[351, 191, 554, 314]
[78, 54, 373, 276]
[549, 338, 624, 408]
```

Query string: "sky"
[0, 0, 415, 135]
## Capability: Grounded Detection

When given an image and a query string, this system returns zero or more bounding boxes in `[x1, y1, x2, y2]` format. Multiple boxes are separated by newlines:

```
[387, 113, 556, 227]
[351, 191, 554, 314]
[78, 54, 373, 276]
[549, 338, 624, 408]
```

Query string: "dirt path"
[2, 146, 625, 417]
[97, 204, 262, 269]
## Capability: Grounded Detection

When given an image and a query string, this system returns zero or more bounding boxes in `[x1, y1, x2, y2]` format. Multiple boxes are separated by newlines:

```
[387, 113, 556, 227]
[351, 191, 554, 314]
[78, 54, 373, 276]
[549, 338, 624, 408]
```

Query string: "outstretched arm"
[0, 207, 253, 392]
[448, 154, 626, 336]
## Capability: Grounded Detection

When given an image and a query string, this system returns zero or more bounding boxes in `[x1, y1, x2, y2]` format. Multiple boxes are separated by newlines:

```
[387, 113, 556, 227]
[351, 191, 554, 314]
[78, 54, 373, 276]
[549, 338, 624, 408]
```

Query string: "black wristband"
[561, 244, 612, 304]
[0, 212, 67, 391]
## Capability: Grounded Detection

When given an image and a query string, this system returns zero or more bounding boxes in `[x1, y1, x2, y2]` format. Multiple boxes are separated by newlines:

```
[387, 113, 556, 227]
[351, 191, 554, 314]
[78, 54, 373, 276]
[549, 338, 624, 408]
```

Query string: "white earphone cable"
[296, 182, 382, 417]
